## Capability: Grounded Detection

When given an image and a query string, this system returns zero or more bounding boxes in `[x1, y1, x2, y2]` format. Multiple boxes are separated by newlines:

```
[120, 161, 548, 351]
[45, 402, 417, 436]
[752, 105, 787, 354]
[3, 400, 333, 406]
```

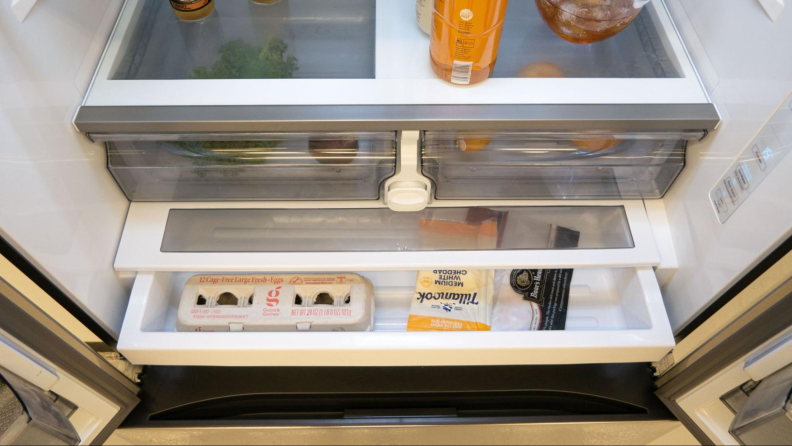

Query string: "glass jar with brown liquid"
[536, 0, 649, 44]
[170, 0, 215, 22]
[430, 0, 510, 85]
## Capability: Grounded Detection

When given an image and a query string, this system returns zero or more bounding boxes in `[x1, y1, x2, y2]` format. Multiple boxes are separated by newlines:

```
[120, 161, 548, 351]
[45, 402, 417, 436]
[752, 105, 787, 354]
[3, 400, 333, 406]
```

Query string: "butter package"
[176, 273, 374, 332]
[406, 270, 494, 331]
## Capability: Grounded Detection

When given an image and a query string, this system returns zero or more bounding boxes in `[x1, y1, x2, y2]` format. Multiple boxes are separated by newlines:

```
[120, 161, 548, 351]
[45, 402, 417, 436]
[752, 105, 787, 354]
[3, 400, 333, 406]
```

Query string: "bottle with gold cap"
[170, 0, 215, 22]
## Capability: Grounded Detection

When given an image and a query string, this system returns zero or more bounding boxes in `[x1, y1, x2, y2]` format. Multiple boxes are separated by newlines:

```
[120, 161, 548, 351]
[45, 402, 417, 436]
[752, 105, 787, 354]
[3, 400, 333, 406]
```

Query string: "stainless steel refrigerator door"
[0, 278, 140, 445]
[655, 248, 792, 445]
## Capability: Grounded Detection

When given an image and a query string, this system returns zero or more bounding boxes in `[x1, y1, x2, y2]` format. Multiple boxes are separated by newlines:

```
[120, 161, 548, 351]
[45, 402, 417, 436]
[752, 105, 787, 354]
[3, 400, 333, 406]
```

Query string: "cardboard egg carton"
[176, 273, 374, 332]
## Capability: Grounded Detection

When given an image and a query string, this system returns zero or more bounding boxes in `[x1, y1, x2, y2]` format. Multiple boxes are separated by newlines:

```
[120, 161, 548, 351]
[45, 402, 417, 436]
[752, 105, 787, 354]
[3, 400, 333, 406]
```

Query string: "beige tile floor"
[105, 421, 700, 445]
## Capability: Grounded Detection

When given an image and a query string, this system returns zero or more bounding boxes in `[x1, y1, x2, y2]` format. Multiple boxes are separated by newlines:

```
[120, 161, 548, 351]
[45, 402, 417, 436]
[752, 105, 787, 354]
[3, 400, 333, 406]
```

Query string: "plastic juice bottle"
[170, 0, 215, 21]
[430, 0, 510, 85]
[416, 0, 433, 34]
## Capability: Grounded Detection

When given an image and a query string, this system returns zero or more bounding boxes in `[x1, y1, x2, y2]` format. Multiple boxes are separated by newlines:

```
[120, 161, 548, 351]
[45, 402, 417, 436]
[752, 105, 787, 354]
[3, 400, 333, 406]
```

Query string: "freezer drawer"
[423, 131, 698, 200]
[117, 267, 674, 366]
[104, 132, 396, 201]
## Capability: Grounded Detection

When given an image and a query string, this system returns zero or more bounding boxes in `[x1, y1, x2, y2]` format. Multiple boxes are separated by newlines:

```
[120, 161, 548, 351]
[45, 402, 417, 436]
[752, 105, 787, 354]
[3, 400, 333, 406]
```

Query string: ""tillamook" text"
[416, 291, 479, 305]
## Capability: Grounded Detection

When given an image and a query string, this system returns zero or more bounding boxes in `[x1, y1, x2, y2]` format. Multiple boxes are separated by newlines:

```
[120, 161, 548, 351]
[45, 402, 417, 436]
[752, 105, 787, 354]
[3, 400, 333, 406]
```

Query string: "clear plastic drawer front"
[106, 132, 396, 201]
[160, 206, 634, 253]
[423, 131, 700, 200]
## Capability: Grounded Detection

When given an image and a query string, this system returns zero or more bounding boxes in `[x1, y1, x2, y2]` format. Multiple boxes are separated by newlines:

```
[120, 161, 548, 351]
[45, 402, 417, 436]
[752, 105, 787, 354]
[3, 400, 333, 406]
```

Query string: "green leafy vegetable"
[190, 37, 298, 79]
[170, 140, 281, 177]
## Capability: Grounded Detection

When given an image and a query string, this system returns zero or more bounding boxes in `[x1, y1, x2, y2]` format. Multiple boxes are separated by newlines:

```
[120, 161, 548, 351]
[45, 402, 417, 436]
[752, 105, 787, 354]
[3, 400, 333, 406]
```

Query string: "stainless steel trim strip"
[74, 104, 721, 135]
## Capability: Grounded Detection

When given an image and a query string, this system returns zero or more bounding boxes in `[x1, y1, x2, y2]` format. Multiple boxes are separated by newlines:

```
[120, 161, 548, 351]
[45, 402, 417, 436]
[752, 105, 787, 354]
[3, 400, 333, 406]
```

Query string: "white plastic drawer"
[117, 267, 674, 366]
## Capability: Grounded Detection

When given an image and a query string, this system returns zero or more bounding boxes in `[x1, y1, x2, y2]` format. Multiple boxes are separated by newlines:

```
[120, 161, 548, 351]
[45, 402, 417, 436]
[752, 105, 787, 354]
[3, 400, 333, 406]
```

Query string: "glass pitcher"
[536, 0, 651, 44]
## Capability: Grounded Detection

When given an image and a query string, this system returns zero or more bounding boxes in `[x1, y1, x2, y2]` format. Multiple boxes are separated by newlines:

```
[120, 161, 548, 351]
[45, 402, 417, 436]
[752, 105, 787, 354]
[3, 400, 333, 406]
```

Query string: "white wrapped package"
[176, 273, 374, 332]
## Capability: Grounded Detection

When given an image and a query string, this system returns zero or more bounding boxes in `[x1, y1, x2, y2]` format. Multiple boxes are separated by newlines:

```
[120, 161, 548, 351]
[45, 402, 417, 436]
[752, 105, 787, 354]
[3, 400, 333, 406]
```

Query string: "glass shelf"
[492, 0, 679, 79]
[76, 0, 718, 134]
[111, 0, 375, 80]
[111, 0, 675, 82]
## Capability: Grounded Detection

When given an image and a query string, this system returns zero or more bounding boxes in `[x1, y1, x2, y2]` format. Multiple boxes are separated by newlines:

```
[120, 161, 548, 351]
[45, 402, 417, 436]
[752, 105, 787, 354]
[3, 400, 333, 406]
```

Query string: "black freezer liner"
[122, 364, 674, 426]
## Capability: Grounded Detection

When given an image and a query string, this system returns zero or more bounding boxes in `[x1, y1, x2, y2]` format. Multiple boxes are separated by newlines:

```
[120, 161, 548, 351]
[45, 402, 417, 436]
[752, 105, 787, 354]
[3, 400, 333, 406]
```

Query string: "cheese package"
[406, 270, 495, 331]
[176, 273, 374, 332]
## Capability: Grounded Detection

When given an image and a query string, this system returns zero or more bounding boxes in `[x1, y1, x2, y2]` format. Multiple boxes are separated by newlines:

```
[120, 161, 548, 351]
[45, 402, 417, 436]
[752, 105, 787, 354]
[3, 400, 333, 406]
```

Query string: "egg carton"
[176, 273, 375, 332]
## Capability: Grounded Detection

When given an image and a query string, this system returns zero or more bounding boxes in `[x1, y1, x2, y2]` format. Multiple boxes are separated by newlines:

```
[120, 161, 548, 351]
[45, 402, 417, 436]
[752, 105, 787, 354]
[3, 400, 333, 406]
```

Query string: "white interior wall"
[0, 1, 129, 337]
[662, 0, 792, 332]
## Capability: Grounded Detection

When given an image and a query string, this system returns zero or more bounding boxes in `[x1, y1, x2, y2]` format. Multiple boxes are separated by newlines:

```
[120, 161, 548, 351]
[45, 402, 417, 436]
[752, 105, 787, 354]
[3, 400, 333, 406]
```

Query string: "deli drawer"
[117, 267, 673, 366]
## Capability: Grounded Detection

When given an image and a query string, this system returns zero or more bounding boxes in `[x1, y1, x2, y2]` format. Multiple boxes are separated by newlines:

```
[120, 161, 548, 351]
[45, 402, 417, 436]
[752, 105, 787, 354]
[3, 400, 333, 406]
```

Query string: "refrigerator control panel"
[710, 93, 792, 223]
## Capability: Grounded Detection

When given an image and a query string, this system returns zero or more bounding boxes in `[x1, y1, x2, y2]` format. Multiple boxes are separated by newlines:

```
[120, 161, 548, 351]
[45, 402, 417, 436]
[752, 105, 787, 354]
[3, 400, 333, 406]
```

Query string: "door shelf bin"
[118, 268, 674, 366]
[106, 132, 396, 201]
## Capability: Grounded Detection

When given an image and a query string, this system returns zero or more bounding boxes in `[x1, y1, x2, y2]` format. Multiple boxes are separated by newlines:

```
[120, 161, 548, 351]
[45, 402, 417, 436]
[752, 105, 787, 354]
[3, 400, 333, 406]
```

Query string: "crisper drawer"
[118, 267, 673, 366]
[104, 132, 396, 201]
[423, 131, 702, 200]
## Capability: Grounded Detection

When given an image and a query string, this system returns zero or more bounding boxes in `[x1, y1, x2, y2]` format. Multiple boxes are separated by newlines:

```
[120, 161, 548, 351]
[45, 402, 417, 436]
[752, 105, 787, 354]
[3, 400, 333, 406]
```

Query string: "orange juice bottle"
[430, 0, 510, 85]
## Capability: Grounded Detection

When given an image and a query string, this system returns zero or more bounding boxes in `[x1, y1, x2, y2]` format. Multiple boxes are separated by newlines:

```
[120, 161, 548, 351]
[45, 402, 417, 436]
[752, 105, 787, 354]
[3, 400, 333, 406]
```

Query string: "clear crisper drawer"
[106, 132, 396, 201]
[423, 131, 700, 200]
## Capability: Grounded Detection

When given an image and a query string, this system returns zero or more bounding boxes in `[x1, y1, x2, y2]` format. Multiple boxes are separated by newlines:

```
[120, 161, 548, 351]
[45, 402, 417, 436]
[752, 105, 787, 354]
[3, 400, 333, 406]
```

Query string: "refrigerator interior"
[0, 0, 789, 370]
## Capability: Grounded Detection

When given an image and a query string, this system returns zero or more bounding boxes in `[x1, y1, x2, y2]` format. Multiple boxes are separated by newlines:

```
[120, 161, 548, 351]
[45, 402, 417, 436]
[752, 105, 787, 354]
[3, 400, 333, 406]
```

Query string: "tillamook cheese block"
[176, 273, 374, 332]
[407, 270, 495, 331]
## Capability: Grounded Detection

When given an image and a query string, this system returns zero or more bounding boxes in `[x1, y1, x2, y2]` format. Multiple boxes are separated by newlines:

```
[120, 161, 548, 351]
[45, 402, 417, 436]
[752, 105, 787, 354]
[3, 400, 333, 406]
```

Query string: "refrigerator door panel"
[675, 326, 792, 445]
[0, 277, 138, 445]
[116, 267, 674, 366]
[655, 252, 792, 445]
